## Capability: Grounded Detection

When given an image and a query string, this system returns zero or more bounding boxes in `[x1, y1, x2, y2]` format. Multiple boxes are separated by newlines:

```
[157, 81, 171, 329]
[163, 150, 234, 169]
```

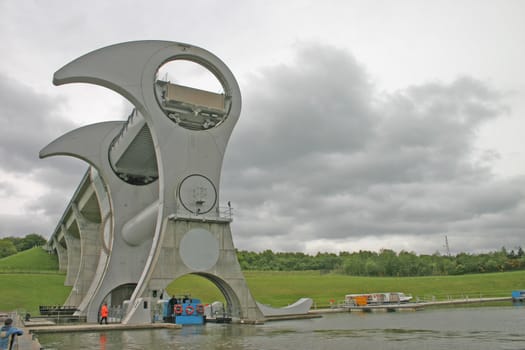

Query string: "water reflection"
[98, 333, 106, 350]
[37, 306, 525, 350]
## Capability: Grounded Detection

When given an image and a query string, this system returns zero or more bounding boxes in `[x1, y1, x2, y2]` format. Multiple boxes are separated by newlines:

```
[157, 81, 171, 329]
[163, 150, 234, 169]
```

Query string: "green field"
[171, 269, 524, 308]
[0, 247, 59, 272]
[0, 248, 69, 314]
[1, 248, 524, 314]
[0, 274, 71, 315]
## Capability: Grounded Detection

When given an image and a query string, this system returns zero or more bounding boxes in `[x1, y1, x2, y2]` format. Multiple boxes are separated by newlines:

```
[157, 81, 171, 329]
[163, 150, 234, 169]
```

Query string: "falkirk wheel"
[39, 41, 270, 324]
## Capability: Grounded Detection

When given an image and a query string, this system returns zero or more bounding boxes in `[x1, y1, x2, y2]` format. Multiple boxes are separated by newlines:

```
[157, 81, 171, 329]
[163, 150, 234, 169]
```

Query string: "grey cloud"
[0, 212, 56, 237]
[228, 44, 376, 169]
[465, 180, 524, 215]
[25, 188, 76, 220]
[0, 72, 87, 188]
[0, 73, 87, 237]
[0, 73, 78, 174]
[30, 158, 87, 190]
[222, 44, 523, 253]
[0, 181, 17, 197]
[2, 40, 520, 253]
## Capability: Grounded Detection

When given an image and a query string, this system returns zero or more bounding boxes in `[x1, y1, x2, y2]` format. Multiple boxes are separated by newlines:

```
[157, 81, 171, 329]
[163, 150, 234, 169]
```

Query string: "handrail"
[217, 205, 234, 219]
[109, 109, 138, 151]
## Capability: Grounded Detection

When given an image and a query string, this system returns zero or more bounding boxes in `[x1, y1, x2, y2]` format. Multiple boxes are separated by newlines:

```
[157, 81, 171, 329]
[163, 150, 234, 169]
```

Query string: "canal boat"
[511, 290, 525, 302]
[162, 295, 206, 325]
[345, 292, 413, 306]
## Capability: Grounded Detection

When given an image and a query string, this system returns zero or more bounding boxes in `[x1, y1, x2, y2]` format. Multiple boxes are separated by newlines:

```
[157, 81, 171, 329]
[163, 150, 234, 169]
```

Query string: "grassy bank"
[0, 248, 69, 314]
[0, 274, 71, 314]
[2, 248, 524, 313]
[170, 270, 525, 308]
[0, 247, 59, 273]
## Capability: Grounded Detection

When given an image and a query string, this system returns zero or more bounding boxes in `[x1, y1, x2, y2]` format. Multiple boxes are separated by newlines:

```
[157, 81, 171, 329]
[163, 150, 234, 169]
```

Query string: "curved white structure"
[256, 298, 314, 317]
[42, 41, 312, 324]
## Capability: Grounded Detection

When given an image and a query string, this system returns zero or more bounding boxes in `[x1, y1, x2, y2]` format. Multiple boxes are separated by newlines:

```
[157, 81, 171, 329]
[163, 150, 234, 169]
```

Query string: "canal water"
[37, 306, 524, 350]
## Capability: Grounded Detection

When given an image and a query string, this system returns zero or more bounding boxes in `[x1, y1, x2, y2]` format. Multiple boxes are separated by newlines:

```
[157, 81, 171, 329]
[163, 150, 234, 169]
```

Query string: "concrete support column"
[62, 225, 81, 287]
[53, 236, 68, 273]
[65, 203, 101, 306]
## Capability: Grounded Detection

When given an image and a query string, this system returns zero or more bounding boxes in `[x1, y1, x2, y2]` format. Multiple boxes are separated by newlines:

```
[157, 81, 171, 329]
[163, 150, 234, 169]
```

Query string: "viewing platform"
[13, 317, 182, 350]
[26, 322, 181, 335]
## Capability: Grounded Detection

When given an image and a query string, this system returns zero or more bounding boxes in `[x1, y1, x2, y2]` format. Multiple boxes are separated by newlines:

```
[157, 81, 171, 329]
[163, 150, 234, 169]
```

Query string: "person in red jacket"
[99, 303, 109, 324]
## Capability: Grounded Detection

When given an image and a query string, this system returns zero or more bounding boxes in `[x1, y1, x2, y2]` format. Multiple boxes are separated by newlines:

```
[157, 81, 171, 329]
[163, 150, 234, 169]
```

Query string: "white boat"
[345, 292, 412, 306]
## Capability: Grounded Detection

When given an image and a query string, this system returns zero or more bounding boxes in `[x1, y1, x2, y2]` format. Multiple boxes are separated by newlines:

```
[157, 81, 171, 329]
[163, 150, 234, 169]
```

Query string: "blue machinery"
[162, 297, 205, 325]
[511, 290, 525, 302]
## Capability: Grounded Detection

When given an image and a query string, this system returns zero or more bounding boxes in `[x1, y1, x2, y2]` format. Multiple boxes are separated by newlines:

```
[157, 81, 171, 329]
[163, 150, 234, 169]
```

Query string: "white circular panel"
[179, 228, 219, 271]
[178, 174, 217, 214]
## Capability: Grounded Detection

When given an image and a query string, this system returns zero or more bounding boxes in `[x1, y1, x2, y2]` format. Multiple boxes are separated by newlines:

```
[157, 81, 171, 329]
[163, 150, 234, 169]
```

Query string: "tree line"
[0, 234, 47, 258]
[237, 247, 525, 276]
[2, 234, 524, 277]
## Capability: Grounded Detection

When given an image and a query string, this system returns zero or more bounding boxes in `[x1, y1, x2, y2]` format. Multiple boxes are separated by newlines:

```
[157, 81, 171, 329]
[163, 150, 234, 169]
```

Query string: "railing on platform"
[218, 205, 234, 220]
[39, 305, 78, 316]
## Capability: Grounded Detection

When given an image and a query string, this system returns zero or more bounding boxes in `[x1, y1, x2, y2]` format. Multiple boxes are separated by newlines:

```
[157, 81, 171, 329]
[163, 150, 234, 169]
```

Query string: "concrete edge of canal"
[18, 319, 182, 349]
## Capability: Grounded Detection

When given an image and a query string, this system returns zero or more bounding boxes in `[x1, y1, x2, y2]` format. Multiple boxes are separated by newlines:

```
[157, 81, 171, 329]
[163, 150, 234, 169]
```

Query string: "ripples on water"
[37, 306, 525, 350]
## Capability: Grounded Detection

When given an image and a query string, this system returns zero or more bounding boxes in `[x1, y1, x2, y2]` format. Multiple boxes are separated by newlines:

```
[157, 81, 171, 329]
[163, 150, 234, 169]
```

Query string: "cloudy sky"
[1, 1, 524, 255]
